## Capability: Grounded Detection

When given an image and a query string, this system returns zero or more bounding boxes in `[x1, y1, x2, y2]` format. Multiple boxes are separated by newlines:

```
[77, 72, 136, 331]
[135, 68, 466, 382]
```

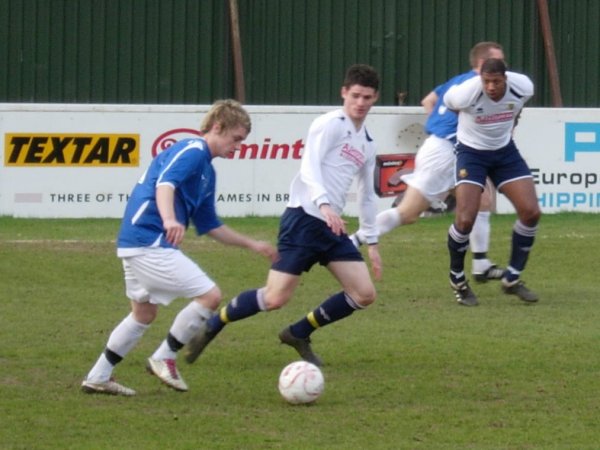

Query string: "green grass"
[0, 213, 598, 449]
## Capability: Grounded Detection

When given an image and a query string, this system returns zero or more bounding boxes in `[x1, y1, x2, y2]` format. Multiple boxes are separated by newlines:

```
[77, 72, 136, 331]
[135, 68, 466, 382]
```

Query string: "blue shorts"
[271, 207, 363, 275]
[455, 140, 533, 190]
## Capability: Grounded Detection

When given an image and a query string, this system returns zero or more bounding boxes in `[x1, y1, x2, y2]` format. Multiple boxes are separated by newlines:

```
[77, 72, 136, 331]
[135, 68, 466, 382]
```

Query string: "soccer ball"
[278, 361, 324, 404]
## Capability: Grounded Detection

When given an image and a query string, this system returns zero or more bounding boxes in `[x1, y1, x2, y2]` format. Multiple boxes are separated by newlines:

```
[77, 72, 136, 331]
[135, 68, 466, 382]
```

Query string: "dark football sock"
[290, 291, 361, 338]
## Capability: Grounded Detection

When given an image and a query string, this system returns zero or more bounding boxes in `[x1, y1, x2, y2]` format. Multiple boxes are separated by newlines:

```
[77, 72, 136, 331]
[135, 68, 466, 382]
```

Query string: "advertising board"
[1, 104, 599, 217]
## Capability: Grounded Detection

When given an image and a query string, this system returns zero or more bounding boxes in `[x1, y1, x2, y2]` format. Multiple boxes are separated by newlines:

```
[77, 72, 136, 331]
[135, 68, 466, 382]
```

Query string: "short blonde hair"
[200, 99, 251, 134]
[469, 41, 504, 68]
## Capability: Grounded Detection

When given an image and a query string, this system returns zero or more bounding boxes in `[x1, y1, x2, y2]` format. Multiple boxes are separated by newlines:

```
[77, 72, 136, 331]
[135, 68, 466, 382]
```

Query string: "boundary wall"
[1, 104, 599, 218]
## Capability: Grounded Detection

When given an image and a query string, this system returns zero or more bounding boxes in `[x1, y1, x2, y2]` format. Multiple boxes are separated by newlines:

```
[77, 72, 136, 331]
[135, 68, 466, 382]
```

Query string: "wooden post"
[536, 0, 563, 107]
[229, 0, 246, 103]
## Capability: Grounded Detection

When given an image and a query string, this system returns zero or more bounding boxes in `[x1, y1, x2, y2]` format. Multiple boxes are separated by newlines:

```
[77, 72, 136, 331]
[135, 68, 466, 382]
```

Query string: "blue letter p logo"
[565, 122, 600, 162]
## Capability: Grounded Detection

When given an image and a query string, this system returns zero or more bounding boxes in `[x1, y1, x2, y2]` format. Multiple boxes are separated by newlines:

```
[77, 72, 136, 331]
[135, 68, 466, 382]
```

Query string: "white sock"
[376, 208, 402, 236]
[255, 288, 268, 311]
[85, 354, 114, 383]
[151, 340, 177, 361]
[151, 301, 212, 360]
[472, 258, 493, 274]
[470, 211, 491, 254]
[86, 313, 149, 382]
[471, 211, 492, 274]
[354, 208, 402, 244]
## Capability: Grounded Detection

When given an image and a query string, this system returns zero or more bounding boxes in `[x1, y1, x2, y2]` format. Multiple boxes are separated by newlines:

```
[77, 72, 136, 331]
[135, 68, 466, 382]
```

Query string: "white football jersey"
[443, 71, 534, 150]
[287, 108, 378, 242]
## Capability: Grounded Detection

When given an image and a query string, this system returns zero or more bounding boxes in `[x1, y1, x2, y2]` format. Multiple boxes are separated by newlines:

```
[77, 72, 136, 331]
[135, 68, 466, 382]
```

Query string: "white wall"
[1, 103, 599, 218]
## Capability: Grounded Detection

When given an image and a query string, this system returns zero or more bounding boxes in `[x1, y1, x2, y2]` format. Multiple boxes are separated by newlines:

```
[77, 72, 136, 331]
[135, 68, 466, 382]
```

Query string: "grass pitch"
[0, 213, 598, 449]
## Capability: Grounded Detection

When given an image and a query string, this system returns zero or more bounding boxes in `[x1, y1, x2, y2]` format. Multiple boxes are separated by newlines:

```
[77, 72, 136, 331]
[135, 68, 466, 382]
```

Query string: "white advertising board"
[0, 104, 426, 218]
[502, 108, 600, 213]
[1, 103, 599, 218]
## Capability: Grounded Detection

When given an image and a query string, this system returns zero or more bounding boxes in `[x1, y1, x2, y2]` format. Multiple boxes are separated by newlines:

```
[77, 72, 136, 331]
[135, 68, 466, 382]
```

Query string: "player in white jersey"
[185, 64, 382, 366]
[351, 42, 505, 287]
[443, 58, 541, 306]
[81, 100, 278, 396]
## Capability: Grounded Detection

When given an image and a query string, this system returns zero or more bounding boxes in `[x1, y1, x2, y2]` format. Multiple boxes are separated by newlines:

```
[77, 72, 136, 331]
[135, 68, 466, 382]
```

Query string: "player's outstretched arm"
[208, 224, 279, 263]
[421, 91, 438, 115]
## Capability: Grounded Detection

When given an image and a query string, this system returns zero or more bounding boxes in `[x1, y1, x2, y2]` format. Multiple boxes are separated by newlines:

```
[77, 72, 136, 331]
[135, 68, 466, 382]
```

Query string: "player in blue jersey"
[81, 100, 278, 396]
[351, 42, 505, 305]
[444, 58, 540, 305]
[184, 64, 382, 367]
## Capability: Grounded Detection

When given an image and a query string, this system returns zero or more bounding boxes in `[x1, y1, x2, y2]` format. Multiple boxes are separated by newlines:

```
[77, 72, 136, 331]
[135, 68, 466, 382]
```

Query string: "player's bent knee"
[263, 292, 292, 311]
[479, 197, 493, 211]
[352, 287, 377, 308]
[358, 296, 376, 308]
[531, 210, 542, 225]
[518, 204, 541, 226]
[400, 213, 419, 225]
[454, 217, 475, 234]
[131, 301, 158, 324]
[194, 286, 222, 311]
[397, 203, 423, 225]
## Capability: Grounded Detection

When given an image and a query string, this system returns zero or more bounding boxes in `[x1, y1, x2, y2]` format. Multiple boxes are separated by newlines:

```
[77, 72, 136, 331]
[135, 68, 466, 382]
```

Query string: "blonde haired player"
[81, 100, 278, 396]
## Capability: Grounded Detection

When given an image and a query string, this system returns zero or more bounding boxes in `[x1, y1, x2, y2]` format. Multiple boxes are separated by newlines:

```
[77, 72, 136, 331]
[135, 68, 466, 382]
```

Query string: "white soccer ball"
[278, 360, 324, 404]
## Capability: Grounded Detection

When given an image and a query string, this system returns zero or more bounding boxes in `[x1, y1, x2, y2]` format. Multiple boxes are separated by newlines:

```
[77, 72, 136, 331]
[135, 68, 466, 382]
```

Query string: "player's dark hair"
[343, 64, 379, 91]
[201, 99, 251, 134]
[469, 41, 504, 67]
[481, 58, 507, 76]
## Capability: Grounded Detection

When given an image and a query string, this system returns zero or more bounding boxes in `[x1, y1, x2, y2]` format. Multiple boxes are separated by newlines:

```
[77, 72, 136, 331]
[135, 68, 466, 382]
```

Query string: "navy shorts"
[455, 140, 533, 190]
[271, 207, 363, 275]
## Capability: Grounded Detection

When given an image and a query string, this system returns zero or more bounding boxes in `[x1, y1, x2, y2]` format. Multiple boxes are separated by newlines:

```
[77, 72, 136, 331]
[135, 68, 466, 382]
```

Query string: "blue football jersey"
[117, 138, 222, 250]
[425, 70, 477, 140]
